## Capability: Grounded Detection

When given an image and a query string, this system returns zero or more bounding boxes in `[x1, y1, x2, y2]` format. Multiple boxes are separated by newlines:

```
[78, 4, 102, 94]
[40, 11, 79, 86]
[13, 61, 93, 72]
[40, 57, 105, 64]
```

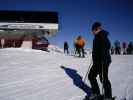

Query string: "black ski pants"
[64, 48, 69, 54]
[88, 62, 112, 98]
[77, 46, 85, 57]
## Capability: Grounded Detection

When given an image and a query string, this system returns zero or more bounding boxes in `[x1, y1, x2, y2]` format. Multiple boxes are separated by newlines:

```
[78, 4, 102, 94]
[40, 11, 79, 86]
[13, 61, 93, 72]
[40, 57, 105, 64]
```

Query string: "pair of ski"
[83, 95, 116, 100]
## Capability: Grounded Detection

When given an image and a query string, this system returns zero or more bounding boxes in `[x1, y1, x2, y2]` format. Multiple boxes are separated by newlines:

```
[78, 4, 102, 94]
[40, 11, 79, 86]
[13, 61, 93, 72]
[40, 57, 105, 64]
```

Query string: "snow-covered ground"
[0, 48, 133, 100]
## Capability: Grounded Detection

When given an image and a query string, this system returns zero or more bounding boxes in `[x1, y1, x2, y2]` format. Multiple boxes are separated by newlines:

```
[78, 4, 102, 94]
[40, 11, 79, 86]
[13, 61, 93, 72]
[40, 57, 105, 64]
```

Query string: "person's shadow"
[60, 66, 92, 96]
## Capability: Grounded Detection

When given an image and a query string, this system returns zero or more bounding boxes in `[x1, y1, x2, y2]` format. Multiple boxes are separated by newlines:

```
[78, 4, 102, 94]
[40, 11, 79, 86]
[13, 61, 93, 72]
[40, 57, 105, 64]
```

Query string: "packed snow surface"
[0, 48, 133, 100]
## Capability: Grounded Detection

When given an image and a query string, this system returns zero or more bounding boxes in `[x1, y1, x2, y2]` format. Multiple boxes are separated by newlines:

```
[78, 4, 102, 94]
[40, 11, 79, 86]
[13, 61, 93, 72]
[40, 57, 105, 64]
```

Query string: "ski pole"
[83, 59, 92, 83]
[101, 62, 105, 99]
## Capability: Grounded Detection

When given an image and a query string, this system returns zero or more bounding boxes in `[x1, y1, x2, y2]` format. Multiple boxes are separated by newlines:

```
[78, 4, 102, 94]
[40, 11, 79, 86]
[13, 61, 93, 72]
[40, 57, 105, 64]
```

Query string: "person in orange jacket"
[75, 35, 86, 57]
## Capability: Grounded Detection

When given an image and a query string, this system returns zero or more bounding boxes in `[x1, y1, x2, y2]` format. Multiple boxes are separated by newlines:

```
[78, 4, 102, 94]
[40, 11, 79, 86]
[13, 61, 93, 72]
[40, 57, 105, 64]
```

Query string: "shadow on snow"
[60, 66, 92, 96]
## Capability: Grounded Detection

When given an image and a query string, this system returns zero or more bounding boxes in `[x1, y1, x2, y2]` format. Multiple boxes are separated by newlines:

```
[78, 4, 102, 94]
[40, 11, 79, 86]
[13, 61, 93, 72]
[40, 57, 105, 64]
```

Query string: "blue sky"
[0, 0, 133, 48]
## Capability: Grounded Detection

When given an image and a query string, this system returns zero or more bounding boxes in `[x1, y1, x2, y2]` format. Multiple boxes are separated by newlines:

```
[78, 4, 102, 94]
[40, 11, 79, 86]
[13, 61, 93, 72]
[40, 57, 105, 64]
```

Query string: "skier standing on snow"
[114, 40, 121, 55]
[127, 41, 133, 54]
[75, 35, 86, 57]
[88, 22, 112, 100]
[64, 41, 69, 54]
[122, 42, 127, 55]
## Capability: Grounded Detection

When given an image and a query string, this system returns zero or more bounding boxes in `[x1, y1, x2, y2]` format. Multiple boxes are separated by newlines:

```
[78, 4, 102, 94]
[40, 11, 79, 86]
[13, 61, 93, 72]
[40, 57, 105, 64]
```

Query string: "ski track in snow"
[0, 48, 133, 100]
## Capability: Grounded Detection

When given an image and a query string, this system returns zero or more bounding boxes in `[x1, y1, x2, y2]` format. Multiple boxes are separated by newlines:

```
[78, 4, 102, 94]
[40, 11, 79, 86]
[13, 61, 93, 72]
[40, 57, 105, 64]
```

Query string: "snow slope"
[0, 48, 133, 100]
[48, 45, 64, 54]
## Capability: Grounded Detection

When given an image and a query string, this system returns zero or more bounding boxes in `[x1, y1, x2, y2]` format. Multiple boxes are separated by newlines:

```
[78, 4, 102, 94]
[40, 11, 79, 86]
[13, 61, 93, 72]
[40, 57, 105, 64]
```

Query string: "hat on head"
[92, 22, 102, 31]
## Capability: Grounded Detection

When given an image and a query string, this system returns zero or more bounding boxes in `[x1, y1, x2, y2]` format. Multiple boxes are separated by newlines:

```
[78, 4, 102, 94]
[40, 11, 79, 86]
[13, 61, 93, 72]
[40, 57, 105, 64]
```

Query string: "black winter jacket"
[64, 42, 69, 49]
[92, 30, 111, 64]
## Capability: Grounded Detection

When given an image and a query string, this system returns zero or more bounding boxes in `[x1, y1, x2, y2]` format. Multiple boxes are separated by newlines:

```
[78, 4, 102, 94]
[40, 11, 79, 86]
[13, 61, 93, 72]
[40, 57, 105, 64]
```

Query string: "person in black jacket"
[114, 40, 121, 55]
[88, 22, 112, 100]
[127, 41, 133, 54]
[64, 41, 69, 54]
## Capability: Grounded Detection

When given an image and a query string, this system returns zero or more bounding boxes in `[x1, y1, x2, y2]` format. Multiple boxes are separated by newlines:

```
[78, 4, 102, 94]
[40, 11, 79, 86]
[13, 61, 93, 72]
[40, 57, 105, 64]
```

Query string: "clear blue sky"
[0, 0, 133, 48]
